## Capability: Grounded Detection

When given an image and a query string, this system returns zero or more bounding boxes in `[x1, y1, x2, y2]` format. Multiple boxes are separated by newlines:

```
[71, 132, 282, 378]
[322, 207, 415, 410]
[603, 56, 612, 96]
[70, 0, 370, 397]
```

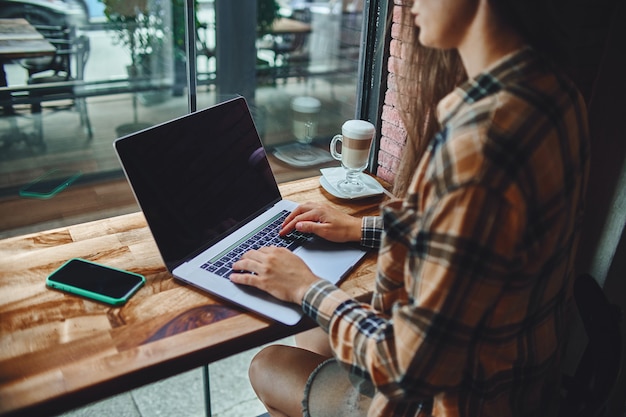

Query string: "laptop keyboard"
[200, 210, 310, 278]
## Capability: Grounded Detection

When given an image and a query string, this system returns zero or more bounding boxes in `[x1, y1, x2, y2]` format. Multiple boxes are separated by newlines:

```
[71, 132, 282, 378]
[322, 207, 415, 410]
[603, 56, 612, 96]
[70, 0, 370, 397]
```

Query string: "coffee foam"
[342, 120, 375, 140]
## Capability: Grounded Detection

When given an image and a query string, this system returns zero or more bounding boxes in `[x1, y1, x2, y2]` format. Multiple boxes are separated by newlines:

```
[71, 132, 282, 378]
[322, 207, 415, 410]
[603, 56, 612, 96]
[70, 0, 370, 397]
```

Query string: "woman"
[231, 0, 589, 415]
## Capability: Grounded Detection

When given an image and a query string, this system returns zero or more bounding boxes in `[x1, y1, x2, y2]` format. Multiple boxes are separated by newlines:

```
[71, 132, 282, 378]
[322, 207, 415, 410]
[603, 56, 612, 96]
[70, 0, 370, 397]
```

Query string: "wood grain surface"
[0, 176, 387, 417]
[0, 19, 55, 59]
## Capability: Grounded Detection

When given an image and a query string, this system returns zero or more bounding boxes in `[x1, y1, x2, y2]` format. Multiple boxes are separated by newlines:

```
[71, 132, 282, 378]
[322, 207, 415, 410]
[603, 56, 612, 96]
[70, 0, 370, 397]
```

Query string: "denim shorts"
[302, 358, 374, 417]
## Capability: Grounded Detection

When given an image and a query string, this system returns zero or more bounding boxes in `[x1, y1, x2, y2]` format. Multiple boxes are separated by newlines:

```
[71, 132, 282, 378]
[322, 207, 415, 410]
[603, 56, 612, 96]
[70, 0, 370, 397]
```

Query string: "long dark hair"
[487, 0, 575, 66]
[392, 12, 465, 197]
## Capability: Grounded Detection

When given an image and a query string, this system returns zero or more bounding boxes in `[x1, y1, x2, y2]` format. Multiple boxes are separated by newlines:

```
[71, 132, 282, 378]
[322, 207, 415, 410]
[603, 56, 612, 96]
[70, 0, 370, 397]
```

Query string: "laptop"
[114, 96, 368, 325]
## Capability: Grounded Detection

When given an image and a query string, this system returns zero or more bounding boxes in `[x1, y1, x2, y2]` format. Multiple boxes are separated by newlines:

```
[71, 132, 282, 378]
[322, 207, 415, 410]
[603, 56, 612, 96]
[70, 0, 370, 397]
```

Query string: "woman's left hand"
[230, 247, 322, 305]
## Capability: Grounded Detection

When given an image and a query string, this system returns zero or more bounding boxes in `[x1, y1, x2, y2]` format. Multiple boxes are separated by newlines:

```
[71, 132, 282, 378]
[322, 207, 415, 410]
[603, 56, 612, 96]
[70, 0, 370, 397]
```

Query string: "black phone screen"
[47, 259, 145, 303]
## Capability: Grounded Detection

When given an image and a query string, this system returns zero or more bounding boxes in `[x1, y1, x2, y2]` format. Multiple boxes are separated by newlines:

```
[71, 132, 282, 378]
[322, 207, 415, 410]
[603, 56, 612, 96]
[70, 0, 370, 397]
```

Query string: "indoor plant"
[99, 0, 169, 104]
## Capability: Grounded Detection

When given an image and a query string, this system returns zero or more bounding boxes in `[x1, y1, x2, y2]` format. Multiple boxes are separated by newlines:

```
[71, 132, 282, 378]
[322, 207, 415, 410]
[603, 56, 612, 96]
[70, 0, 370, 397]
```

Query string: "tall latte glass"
[330, 120, 375, 194]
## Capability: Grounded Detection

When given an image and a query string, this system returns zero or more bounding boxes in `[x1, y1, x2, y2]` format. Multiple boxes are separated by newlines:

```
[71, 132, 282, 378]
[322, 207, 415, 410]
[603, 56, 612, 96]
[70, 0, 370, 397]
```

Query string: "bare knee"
[249, 344, 285, 391]
[249, 345, 329, 417]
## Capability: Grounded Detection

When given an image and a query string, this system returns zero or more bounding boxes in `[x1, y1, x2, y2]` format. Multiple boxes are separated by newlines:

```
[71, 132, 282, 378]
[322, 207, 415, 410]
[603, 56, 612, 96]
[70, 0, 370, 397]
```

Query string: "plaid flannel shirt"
[302, 47, 589, 417]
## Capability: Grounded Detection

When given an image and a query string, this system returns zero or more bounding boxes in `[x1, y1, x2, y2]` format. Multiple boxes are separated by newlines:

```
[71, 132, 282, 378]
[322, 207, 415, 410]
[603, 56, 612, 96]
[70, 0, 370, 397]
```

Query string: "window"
[0, 0, 387, 238]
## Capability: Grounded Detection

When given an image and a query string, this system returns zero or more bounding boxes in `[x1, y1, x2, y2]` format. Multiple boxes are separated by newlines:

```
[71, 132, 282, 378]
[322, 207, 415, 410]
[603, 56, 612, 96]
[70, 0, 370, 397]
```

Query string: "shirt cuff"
[361, 216, 383, 249]
[302, 280, 353, 331]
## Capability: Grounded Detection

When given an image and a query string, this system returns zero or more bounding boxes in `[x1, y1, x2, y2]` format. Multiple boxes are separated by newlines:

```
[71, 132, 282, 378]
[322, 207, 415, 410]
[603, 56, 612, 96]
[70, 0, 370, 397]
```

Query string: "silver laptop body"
[114, 97, 367, 325]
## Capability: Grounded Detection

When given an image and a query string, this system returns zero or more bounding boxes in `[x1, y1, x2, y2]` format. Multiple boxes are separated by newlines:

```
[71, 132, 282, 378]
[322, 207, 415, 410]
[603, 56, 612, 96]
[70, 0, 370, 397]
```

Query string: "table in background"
[0, 176, 386, 417]
[0, 17, 56, 146]
[0, 18, 55, 104]
[270, 17, 312, 34]
[0, 18, 55, 59]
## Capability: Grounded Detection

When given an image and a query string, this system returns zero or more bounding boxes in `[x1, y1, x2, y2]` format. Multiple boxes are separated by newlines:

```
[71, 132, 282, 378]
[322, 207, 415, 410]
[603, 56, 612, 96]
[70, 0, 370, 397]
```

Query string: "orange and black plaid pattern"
[302, 47, 589, 417]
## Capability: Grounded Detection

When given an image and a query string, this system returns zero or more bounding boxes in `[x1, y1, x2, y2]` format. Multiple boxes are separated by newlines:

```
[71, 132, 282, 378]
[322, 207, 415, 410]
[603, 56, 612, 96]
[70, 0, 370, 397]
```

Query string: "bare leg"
[295, 327, 333, 357]
[249, 344, 329, 417]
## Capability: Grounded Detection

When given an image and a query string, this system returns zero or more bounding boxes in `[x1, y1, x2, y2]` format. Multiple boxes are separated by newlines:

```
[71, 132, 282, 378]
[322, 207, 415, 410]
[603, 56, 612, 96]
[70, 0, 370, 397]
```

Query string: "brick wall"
[375, 1, 409, 185]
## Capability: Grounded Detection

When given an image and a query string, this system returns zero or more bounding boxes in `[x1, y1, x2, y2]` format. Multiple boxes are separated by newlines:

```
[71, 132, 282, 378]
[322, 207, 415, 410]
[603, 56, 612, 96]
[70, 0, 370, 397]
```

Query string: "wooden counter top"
[0, 176, 386, 417]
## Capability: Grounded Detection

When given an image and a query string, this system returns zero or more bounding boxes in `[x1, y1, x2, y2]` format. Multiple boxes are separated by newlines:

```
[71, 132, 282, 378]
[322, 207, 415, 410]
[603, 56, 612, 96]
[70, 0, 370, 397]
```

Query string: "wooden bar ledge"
[0, 175, 385, 417]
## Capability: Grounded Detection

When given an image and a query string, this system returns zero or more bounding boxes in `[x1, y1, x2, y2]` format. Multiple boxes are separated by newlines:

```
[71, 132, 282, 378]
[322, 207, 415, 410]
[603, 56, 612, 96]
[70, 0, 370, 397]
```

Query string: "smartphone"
[19, 169, 82, 199]
[46, 258, 145, 306]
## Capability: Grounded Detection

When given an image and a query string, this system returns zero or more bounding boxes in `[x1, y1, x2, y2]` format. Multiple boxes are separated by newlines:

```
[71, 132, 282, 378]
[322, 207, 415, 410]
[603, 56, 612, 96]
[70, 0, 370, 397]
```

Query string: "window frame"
[179, 0, 392, 173]
[357, 0, 392, 175]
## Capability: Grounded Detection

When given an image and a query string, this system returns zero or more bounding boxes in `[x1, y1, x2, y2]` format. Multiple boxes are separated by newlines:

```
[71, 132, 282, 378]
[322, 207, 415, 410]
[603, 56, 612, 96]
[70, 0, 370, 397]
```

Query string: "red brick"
[389, 39, 402, 58]
[380, 135, 404, 156]
[376, 166, 397, 184]
[381, 120, 407, 144]
[386, 72, 398, 92]
[384, 90, 398, 107]
[381, 104, 404, 127]
[378, 149, 401, 171]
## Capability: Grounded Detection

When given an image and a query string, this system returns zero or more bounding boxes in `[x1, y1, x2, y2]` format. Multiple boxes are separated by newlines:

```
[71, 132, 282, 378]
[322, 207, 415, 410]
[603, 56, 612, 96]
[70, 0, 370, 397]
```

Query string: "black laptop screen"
[115, 97, 282, 270]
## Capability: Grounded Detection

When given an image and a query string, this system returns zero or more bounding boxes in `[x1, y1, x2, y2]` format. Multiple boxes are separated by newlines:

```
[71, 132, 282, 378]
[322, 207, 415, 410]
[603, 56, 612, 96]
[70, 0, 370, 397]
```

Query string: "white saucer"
[319, 168, 385, 199]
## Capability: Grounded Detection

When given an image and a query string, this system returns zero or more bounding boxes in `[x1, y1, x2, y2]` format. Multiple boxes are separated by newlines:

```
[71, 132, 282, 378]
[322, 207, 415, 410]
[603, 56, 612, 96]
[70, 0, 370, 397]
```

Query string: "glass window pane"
[196, 0, 365, 182]
[0, 0, 367, 237]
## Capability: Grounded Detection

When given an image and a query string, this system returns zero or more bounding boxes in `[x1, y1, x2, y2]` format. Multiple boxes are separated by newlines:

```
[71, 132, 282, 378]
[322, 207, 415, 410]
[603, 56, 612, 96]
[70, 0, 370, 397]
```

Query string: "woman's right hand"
[280, 202, 362, 243]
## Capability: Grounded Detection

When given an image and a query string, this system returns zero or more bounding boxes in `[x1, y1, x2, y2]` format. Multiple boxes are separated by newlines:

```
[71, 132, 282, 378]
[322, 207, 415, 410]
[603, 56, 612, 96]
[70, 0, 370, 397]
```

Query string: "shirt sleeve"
[361, 216, 383, 249]
[302, 184, 524, 400]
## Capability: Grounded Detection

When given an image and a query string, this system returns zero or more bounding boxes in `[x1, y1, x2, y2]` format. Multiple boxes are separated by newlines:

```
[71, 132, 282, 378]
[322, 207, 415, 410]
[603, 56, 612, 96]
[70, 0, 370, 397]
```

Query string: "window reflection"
[0, 0, 366, 237]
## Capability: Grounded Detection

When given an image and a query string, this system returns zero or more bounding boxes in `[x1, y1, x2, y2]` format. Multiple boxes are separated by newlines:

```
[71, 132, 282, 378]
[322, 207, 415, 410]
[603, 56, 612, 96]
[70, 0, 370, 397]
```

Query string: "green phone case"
[46, 258, 146, 306]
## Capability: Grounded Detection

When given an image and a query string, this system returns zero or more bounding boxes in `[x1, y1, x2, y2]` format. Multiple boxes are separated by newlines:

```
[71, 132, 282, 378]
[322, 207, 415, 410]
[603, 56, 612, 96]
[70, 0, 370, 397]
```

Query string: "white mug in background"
[291, 96, 321, 145]
[330, 119, 375, 194]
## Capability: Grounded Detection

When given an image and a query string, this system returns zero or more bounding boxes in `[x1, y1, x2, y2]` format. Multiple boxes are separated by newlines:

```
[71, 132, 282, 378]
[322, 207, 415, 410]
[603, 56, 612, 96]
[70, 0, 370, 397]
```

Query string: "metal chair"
[263, 9, 312, 84]
[559, 273, 622, 417]
[20, 25, 73, 79]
